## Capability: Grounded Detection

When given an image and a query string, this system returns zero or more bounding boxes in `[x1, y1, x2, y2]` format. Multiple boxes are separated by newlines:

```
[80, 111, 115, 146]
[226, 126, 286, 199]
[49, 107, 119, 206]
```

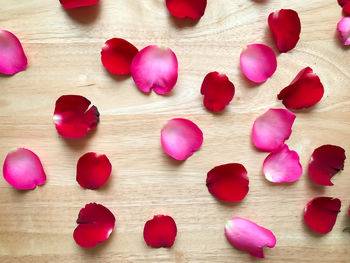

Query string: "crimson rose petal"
[200, 72, 235, 112]
[73, 203, 115, 248]
[165, 0, 207, 20]
[76, 152, 112, 189]
[304, 197, 341, 234]
[53, 95, 100, 139]
[308, 145, 346, 186]
[206, 163, 249, 202]
[59, 0, 99, 8]
[337, 17, 350, 46]
[143, 215, 177, 248]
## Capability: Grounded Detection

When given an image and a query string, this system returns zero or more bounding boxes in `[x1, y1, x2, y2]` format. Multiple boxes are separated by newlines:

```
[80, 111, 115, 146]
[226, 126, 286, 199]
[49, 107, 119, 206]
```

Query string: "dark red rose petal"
[53, 95, 99, 139]
[268, 9, 301, 53]
[206, 163, 249, 202]
[73, 203, 115, 248]
[308, 145, 346, 186]
[165, 0, 207, 19]
[101, 38, 138, 75]
[277, 67, 324, 110]
[304, 197, 341, 234]
[59, 0, 99, 8]
[143, 215, 177, 248]
[76, 152, 112, 189]
[200, 72, 235, 112]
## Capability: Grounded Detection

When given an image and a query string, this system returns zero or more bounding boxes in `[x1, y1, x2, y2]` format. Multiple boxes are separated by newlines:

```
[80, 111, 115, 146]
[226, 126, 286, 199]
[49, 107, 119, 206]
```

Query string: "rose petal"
[308, 145, 346, 186]
[59, 0, 99, 8]
[263, 144, 302, 183]
[268, 9, 301, 53]
[73, 203, 115, 248]
[161, 118, 203, 160]
[343, 3, 350, 16]
[101, 38, 138, 75]
[304, 197, 341, 234]
[165, 0, 207, 19]
[143, 215, 177, 248]
[53, 95, 100, 139]
[200, 71, 235, 112]
[240, 44, 277, 83]
[225, 217, 276, 258]
[131, 45, 178, 95]
[252, 108, 296, 152]
[3, 148, 46, 190]
[277, 67, 324, 110]
[337, 17, 350, 46]
[76, 152, 112, 189]
[206, 163, 249, 202]
[0, 30, 27, 75]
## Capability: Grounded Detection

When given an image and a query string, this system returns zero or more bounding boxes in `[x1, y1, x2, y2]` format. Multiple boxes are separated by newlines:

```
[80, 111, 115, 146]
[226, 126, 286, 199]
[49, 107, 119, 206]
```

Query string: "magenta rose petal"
[225, 217, 276, 258]
[143, 215, 177, 248]
[337, 17, 350, 46]
[165, 0, 207, 19]
[59, 0, 99, 8]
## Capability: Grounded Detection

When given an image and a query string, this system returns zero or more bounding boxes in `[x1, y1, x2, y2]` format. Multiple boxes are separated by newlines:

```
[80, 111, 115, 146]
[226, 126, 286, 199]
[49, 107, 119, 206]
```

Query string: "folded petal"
[53, 95, 100, 139]
[59, 0, 99, 8]
[0, 30, 27, 75]
[143, 215, 177, 248]
[240, 44, 277, 83]
[3, 148, 46, 190]
[200, 72, 235, 112]
[304, 197, 341, 234]
[337, 17, 350, 46]
[161, 118, 203, 160]
[73, 203, 115, 248]
[131, 45, 178, 95]
[206, 163, 249, 202]
[268, 9, 301, 53]
[252, 108, 296, 152]
[165, 0, 207, 19]
[225, 217, 276, 258]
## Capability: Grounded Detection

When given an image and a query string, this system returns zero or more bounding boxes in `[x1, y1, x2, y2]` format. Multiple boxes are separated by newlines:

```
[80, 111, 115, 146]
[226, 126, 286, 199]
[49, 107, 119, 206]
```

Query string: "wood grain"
[0, 0, 349, 262]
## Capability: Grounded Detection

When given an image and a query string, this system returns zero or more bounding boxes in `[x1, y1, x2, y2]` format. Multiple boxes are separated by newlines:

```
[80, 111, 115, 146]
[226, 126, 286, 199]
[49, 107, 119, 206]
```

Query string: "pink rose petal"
[337, 17, 350, 46]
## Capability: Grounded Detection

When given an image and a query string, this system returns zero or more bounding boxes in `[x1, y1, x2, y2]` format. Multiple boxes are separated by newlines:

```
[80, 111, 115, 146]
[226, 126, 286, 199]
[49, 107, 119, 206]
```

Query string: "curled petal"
[337, 17, 350, 46]
[76, 152, 112, 189]
[161, 118, 203, 160]
[268, 9, 301, 53]
[252, 108, 296, 152]
[59, 0, 99, 8]
[101, 38, 138, 75]
[0, 30, 27, 75]
[200, 72, 235, 112]
[240, 44, 277, 83]
[304, 197, 341, 234]
[53, 95, 100, 139]
[263, 144, 302, 183]
[131, 45, 178, 95]
[206, 163, 249, 202]
[3, 148, 46, 190]
[225, 217, 276, 258]
[278, 67, 324, 109]
[308, 145, 346, 186]
[143, 215, 177, 248]
[73, 203, 115, 248]
[165, 0, 207, 19]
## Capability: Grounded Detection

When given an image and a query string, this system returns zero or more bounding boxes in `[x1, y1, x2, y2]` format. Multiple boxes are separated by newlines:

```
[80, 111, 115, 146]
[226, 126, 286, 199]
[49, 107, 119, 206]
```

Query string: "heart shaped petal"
[143, 215, 177, 248]
[225, 217, 276, 258]
[337, 17, 350, 46]
[165, 0, 207, 19]
[59, 0, 99, 8]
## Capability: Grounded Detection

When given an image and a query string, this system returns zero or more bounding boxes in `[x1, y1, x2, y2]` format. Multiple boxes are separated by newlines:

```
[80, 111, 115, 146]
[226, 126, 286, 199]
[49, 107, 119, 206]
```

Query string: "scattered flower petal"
[165, 0, 207, 19]
[225, 217, 276, 258]
[338, 0, 350, 16]
[252, 108, 296, 152]
[200, 71, 235, 112]
[73, 203, 115, 248]
[268, 9, 301, 53]
[206, 163, 249, 202]
[143, 215, 177, 248]
[53, 95, 100, 139]
[59, 0, 99, 8]
[3, 148, 46, 190]
[263, 144, 302, 183]
[131, 45, 178, 95]
[277, 67, 324, 110]
[337, 17, 350, 46]
[304, 197, 341, 234]
[308, 145, 346, 186]
[76, 152, 112, 189]
[161, 118, 203, 160]
[0, 30, 27, 75]
[240, 44, 277, 83]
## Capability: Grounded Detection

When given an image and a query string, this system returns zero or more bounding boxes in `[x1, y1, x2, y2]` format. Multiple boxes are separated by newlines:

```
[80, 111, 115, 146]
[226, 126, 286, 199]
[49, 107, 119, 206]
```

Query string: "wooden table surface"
[0, 0, 349, 262]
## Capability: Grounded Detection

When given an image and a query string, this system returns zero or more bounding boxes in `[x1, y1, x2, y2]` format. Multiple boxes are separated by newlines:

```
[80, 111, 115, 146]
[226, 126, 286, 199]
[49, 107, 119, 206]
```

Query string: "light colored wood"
[0, 0, 349, 262]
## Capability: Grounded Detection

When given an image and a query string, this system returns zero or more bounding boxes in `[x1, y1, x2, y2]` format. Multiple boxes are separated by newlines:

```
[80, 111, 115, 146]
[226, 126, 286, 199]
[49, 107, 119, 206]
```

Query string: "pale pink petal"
[337, 17, 350, 46]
